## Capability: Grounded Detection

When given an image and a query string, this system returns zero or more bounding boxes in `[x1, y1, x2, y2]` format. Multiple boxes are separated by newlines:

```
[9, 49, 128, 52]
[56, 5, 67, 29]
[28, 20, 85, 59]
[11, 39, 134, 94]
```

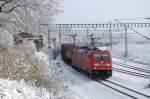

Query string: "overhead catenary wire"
[114, 19, 150, 40]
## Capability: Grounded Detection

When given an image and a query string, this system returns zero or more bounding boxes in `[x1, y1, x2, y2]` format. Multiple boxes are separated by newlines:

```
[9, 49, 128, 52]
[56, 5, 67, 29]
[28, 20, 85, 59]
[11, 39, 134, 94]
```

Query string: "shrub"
[0, 29, 14, 51]
[0, 42, 61, 93]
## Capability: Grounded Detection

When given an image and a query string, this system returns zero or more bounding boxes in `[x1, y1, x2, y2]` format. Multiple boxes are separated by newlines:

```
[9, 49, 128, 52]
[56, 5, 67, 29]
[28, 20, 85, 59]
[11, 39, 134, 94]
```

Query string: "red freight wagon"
[61, 43, 77, 65]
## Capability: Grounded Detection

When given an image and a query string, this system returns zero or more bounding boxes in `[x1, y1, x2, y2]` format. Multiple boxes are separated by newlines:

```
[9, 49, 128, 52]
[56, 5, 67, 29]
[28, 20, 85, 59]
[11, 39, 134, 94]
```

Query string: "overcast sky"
[55, 0, 150, 23]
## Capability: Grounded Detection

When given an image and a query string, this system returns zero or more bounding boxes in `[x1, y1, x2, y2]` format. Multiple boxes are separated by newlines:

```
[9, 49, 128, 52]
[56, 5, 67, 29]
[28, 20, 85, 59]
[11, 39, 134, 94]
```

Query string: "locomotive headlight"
[94, 63, 100, 67]
[105, 64, 111, 66]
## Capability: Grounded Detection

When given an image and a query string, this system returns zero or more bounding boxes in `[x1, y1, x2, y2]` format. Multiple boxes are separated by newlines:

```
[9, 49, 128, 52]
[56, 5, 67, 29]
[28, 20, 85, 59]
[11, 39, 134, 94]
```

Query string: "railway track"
[129, 60, 150, 67]
[113, 56, 150, 66]
[94, 79, 150, 99]
[113, 67, 150, 79]
[113, 61, 150, 74]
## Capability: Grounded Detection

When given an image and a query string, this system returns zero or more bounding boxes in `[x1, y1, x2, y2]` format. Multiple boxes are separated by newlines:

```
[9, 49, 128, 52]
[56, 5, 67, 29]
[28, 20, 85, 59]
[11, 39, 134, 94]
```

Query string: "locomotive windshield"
[94, 54, 110, 61]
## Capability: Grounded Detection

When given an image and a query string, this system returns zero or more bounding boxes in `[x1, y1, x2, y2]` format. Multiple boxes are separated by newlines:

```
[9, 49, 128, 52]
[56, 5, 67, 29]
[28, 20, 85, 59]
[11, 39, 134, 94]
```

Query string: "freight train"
[61, 43, 112, 79]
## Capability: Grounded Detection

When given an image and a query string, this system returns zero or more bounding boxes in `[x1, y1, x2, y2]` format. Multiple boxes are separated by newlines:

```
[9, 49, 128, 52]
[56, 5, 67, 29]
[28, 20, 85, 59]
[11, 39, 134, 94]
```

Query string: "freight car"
[61, 43, 112, 79]
[61, 43, 77, 65]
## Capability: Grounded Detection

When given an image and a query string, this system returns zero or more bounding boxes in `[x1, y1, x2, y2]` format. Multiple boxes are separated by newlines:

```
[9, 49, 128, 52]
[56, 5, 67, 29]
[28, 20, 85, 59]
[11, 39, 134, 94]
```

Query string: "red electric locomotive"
[72, 47, 112, 78]
[61, 43, 112, 79]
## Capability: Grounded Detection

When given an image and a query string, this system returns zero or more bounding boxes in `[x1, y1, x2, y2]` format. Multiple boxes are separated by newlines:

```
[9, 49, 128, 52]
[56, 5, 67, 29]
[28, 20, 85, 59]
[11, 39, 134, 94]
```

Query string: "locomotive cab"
[92, 50, 112, 78]
[93, 52, 112, 69]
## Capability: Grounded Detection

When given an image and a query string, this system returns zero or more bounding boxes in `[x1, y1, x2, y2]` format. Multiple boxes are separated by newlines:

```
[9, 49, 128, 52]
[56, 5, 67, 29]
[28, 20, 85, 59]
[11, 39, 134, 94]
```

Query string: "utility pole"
[52, 38, 56, 59]
[86, 27, 89, 45]
[124, 27, 128, 58]
[88, 34, 100, 47]
[70, 34, 77, 45]
[58, 27, 61, 45]
[89, 34, 94, 47]
[113, 19, 129, 58]
[38, 19, 41, 34]
[69, 34, 71, 43]
[72, 34, 77, 45]
[48, 29, 51, 48]
[25, 6, 28, 32]
[109, 21, 112, 50]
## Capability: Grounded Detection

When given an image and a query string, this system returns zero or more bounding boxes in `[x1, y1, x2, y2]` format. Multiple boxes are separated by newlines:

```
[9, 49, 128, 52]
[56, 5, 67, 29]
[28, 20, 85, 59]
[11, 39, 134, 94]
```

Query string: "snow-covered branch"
[0, 0, 62, 34]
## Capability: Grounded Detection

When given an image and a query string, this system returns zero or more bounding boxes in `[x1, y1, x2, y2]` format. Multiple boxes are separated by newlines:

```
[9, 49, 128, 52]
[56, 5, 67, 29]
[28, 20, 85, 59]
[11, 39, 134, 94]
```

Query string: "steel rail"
[113, 61, 150, 74]
[113, 68, 150, 79]
[113, 56, 150, 66]
[94, 79, 150, 99]
[94, 79, 137, 99]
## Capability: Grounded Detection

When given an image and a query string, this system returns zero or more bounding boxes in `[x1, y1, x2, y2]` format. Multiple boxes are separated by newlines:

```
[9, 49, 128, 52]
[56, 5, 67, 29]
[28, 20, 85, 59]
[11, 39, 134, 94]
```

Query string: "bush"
[0, 42, 61, 93]
[0, 29, 14, 51]
[36, 51, 62, 93]
[0, 43, 37, 81]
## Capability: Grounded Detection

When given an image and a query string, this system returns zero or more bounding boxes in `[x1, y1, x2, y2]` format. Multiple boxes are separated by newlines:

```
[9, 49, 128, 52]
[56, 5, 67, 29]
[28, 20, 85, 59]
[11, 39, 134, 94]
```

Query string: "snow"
[0, 79, 53, 99]
[113, 58, 150, 70]
[0, 50, 149, 99]
[36, 51, 76, 99]
[0, 51, 56, 99]
[112, 42, 150, 64]
[52, 56, 131, 99]
[49, 53, 150, 99]
[112, 58, 150, 96]
[1, 44, 150, 99]
[36, 52, 49, 66]
[0, 29, 14, 50]
[1, 50, 149, 99]
[0, 51, 68, 99]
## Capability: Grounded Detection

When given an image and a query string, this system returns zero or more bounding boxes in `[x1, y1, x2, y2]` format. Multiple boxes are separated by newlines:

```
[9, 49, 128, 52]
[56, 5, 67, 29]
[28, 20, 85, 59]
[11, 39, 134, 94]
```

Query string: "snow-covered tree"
[0, 0, 62, 34]
[0, 28, 14, 50]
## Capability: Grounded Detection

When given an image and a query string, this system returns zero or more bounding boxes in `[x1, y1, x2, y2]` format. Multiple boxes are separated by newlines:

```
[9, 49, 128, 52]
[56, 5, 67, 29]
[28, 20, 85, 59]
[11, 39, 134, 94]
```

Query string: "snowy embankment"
[0, 51, 54, 99]
[0, 46, 68, 99]
[0, 79, 52, 99]
[36, 51, 74, 99]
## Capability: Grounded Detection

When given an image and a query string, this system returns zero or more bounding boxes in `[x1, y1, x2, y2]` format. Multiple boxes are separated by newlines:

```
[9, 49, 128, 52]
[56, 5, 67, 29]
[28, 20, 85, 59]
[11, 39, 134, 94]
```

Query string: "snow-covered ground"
[112, 42, 150, 64]
[0, 51, 71, 99]
[1, 50, 149, 99]
[0, 79, 52, 99]
[1, 44, 149, 99]
[112, 58, 150, 95]
[0, 51, 55, 99]
[52, 57, 124, 99]
[111, 41, 150, 95]
[49, 54, 150, 99]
